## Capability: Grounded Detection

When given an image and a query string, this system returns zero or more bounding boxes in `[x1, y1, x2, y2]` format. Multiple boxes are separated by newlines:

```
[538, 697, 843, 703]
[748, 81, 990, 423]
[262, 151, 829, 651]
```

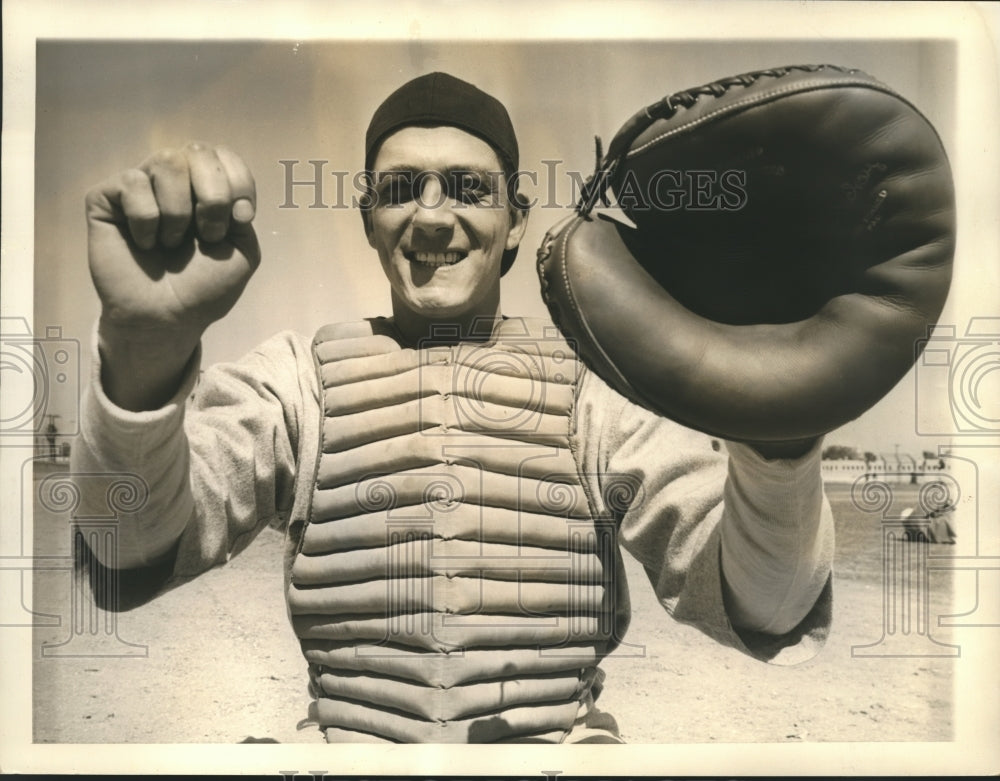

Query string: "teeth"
[411, 251, 462, 266]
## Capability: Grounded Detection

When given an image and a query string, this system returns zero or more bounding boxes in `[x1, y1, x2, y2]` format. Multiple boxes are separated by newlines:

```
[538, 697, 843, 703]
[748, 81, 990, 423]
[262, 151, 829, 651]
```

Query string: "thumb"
[224, 218, 262, 275]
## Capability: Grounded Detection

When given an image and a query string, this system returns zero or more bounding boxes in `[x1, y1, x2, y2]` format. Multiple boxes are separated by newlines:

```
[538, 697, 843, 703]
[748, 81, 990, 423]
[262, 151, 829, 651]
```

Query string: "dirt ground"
[30, 464, 958, 746]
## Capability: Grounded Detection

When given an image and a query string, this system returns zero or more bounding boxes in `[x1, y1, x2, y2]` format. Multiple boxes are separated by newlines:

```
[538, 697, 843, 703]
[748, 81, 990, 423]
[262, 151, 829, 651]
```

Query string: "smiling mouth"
[405, 251, 467, 266]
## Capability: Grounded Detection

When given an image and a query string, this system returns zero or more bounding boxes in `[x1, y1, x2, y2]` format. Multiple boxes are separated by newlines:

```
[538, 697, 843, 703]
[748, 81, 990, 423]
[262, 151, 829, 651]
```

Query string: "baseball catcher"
[74, 66, 953, 742]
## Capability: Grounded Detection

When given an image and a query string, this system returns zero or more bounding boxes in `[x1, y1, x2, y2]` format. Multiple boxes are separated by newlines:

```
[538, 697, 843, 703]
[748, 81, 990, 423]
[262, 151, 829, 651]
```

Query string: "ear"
[360, 173, 377, 247]
[362, 207, 376, 248]
[505, 206, 529, 251]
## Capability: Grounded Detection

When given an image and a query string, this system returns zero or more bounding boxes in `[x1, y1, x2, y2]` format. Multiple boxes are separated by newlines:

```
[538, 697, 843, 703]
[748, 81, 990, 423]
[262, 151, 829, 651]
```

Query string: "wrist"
[744, 436, 821, 461]
[98, 319, 201, 412]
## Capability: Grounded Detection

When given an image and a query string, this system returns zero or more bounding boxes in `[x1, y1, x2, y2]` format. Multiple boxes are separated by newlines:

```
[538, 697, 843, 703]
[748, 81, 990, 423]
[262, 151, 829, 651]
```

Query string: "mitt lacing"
[575, 64, 863, 217]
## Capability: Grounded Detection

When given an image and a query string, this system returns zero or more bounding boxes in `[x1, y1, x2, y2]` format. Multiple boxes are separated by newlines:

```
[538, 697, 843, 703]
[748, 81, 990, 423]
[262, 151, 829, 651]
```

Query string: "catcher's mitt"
[536, 64, 955, 442]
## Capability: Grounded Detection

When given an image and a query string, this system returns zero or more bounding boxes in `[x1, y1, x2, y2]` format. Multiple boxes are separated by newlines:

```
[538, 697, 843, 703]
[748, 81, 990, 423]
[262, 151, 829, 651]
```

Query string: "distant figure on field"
[901, 504, 957, 544]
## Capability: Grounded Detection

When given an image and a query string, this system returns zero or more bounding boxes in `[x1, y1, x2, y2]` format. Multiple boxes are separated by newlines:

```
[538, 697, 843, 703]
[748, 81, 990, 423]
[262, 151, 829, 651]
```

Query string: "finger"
[214, 145, 257, 223]
[117, 169, 160, 250]
[142, 147, 193, 248]
[85, 170, 159, 250]
[185, 142, 232, 243]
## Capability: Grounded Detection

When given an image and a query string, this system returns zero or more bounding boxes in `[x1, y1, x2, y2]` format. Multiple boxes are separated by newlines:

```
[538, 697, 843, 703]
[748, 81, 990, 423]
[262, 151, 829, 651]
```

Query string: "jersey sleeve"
[70, 327, 319, 598]
[573, 370, 833, 665]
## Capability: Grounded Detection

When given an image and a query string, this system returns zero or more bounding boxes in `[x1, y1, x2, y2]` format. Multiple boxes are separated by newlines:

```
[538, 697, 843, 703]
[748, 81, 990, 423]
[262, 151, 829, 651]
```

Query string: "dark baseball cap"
[365, 71, 519, 174]
[364, 72, 524, 276]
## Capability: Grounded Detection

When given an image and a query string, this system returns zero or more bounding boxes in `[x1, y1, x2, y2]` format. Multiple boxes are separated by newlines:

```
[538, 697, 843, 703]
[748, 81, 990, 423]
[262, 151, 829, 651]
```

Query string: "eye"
[450, 170, 497, 205]
[374, 172, 415, 206]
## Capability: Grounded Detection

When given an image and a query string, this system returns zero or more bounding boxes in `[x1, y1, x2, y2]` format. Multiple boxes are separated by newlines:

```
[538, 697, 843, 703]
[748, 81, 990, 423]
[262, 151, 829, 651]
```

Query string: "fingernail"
[232, 198, 255, 222]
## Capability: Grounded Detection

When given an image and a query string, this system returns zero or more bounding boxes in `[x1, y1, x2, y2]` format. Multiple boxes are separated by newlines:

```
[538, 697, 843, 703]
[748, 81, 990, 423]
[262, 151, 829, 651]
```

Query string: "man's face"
[366, 125, 527, 322]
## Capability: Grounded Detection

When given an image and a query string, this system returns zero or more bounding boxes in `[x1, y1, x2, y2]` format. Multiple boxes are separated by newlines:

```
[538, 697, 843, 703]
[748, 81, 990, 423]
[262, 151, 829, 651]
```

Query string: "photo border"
[3, 0, 998, 776]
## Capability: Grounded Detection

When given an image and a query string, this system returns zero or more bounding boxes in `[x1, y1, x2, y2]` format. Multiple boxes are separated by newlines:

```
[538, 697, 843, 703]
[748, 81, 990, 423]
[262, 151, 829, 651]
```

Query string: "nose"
[411, 173, 455, 234]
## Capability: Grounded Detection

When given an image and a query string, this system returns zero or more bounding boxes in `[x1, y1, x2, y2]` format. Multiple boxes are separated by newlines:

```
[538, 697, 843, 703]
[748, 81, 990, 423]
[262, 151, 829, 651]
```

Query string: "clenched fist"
[86, 143, 261, 411]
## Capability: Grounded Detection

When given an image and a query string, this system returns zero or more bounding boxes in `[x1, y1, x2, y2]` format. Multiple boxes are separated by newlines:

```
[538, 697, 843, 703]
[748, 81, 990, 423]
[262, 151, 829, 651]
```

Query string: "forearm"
[719, 439, 833, 635]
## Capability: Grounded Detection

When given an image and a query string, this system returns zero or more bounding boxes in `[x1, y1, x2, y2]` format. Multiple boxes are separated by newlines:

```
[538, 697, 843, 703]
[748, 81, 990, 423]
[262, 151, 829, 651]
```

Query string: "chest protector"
[289, 317, 620, 743]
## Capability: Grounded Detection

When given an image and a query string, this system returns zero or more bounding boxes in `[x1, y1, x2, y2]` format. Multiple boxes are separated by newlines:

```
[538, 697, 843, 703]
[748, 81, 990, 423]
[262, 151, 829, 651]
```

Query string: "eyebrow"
[372, 165, 504, 178]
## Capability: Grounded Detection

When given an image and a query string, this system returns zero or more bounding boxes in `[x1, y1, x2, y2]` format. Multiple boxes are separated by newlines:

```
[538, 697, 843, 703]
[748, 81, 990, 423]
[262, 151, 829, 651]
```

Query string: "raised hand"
[85, 143, 261, 410]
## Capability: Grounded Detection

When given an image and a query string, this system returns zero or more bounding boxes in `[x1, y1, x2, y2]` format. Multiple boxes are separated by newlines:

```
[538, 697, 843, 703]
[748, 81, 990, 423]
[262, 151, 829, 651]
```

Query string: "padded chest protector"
[289, 318, 621, 743]
[537, 64, 955, 442]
